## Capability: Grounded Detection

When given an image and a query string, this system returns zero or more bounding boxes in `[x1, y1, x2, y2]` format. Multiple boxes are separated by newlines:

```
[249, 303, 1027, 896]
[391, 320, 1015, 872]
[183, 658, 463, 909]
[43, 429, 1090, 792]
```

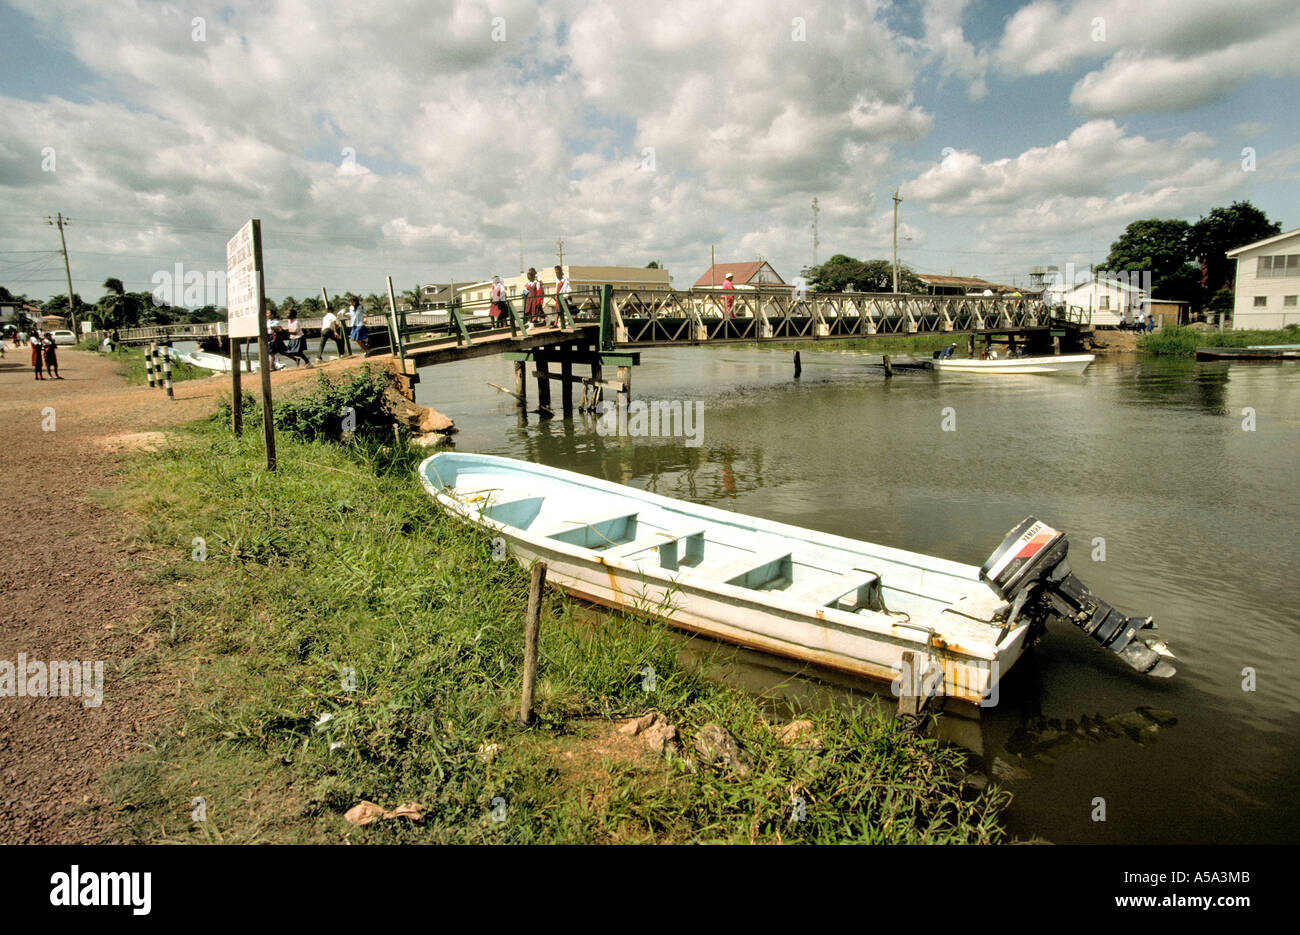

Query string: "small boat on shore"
[419, 453, 1174, 704]
[933, 353, 1094, 374]
[175, 349, 259, 372]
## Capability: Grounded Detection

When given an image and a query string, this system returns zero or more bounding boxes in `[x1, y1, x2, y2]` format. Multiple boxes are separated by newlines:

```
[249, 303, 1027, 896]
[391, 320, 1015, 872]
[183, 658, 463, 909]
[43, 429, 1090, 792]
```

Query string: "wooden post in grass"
[518, 561, 547, 728]
[230, 338, 243, 436]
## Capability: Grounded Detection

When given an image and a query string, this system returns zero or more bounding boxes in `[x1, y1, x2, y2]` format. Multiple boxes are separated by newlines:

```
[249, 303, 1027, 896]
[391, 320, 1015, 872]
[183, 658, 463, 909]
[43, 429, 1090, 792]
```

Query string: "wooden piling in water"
[513, 360, 527, 408]
[518, 561, 547, 728]
[882, 354, 893, 378]
[560, 356, 573, 414]
[535, 353, 552, 413]
[794, 350, 801, 378]
[616, 364, 631, 405]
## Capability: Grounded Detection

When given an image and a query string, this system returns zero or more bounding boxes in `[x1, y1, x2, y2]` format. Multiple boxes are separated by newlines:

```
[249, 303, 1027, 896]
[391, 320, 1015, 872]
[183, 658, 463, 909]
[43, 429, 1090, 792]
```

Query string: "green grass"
[95, 419, 1010, 844]
[76, 340, 209, 385]
[1140, 323, 1300, 356]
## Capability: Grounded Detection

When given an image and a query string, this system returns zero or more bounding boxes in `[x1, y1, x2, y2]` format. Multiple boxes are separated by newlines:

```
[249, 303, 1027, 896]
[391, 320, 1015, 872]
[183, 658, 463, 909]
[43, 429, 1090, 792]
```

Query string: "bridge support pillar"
[560, 357, 573, 414]
[616, 365, 631, 405]
[513, 360, 527, 408]
[534, 354, 552, 413]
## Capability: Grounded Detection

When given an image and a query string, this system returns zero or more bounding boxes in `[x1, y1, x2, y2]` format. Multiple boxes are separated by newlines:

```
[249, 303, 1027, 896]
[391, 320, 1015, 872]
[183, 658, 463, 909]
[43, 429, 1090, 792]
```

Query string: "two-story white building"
[1225, 227, 1300, 330]
[1047, 275, 1150, 328]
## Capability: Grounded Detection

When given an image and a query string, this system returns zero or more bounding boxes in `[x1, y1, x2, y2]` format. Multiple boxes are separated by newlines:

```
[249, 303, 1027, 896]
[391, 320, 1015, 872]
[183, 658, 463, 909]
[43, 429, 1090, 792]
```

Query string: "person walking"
[267, 313, 287, 370]
[42, 332, 62, 378]
[318, 307, 344, 361]
[490, 276, 509, 326]
[524, 268, 544, 324]
[553, 265, 572, 325]
[347, 296, 368, 353]
[283, 311, 312, 367]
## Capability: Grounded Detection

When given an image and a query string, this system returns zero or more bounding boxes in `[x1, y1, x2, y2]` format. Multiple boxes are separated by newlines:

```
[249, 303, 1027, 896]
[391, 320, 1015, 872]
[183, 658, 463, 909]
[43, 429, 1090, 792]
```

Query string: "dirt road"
[0, 347, 384, 842]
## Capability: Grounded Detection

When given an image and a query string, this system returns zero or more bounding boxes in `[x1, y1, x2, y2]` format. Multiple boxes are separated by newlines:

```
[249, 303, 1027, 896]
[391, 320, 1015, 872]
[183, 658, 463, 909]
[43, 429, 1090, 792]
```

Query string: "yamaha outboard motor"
[980, 517, 1176, 678]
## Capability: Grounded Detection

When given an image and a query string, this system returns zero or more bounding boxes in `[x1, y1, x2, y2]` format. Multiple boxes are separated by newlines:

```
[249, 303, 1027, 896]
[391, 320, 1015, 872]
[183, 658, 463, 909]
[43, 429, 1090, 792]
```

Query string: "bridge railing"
[605, 288, 1050, 344]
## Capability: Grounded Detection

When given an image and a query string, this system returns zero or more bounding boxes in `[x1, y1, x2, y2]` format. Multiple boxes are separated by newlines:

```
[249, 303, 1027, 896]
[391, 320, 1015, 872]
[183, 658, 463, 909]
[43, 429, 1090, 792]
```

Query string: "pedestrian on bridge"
[347, 296, 368, 353]
[318, 307, 344, 361]
[524, 268, 544, 324]
[283, 311, 312, 367]
[490, 276, 509, 324]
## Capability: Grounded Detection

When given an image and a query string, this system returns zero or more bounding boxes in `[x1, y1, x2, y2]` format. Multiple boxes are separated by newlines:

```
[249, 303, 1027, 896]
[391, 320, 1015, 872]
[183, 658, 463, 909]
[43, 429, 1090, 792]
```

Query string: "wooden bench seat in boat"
[712, 548, 794, 591]
[605, 525, 706, 570]
[537, 509, 641, 549]
[796, 569, 883, 612]
[476, 491, 546, 529]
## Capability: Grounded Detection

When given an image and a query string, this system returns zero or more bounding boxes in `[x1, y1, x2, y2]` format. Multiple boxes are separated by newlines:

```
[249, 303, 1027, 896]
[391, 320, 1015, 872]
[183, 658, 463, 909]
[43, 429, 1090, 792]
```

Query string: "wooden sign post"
[227, 219, 276, 470]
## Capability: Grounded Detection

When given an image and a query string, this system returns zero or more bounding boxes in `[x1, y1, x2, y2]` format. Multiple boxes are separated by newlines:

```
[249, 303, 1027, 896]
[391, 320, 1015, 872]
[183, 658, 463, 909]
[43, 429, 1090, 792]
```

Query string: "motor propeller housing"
[980, 517, 1176, 678]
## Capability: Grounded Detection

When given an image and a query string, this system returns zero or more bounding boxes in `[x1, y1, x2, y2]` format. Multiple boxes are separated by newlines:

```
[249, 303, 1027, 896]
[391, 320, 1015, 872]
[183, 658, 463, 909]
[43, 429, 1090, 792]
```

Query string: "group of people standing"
[490, 267, 572, 327]
[11, 330, 62, 380]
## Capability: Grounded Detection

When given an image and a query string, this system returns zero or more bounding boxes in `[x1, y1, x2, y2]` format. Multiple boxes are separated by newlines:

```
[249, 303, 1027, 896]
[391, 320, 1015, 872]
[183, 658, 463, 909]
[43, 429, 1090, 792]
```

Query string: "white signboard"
[226, 219, 263, 339]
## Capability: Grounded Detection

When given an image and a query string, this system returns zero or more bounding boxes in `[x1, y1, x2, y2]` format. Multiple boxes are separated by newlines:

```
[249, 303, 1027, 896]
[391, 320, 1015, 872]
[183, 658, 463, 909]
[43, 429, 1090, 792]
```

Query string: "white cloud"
[996, 0, 1300, 114]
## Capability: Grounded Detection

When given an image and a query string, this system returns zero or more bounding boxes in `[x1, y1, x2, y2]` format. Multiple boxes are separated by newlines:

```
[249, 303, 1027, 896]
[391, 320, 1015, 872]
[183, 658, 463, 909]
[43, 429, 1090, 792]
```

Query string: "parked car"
[51, 330, 77, 345]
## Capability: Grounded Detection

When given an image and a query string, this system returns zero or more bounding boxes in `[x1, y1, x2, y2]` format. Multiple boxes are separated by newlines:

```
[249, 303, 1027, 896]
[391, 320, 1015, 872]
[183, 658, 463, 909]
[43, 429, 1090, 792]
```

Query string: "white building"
[457, 265, 672, 308]
[1048, 275, 1150, 328]
[1225, 227, 1300, 330]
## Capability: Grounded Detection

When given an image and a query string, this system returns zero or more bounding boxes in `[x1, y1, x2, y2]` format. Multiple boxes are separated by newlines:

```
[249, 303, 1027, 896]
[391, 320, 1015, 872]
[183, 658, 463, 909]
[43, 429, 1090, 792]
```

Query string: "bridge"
[116, 286, 1091, 413]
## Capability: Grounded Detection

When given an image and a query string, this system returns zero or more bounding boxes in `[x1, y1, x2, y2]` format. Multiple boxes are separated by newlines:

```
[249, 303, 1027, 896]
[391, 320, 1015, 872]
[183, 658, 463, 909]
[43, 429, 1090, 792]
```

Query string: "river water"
[415, 345, 1300, 844]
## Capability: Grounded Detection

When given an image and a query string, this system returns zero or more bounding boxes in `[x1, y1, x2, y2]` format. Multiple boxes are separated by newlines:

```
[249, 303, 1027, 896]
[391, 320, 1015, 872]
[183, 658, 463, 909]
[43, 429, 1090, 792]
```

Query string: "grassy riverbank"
[79, 338, 208, 385]
[95, 405, 1010, 844]
[1140, 324, 1300, 356]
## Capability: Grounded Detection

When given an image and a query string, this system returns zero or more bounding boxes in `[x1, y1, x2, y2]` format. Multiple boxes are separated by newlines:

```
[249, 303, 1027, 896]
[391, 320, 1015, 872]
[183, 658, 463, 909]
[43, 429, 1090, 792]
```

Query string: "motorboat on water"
[419, 453, 1175, 704]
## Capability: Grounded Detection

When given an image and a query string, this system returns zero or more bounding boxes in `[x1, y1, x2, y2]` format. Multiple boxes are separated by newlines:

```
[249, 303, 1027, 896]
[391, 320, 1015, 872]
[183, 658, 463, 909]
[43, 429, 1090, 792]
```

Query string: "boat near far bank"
[1194, 345, 1300, 361]
[173, 348, 259, 372]
[933, 353, 1095, 375]
[419, 452, 1175, 705]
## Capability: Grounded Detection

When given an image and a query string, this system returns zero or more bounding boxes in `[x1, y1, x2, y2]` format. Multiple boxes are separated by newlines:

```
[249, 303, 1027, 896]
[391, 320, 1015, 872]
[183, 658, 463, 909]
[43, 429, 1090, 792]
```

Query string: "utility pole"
[47, 212, 77, 336]
[519, 234, 524, 275]
[811, 197, 820, 268]
[891, 190, 902, 294]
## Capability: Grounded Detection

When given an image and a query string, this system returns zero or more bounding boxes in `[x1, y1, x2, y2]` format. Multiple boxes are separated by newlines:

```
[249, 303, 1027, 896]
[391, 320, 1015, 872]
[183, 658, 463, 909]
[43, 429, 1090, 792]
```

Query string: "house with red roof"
[692, 260, 792, 292]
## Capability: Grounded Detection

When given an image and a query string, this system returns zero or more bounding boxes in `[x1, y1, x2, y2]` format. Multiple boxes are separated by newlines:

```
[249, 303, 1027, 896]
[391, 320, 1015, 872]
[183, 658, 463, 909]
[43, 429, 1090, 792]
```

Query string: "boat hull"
[934, 353, 1094, 374]
[420, 453, 1031, 704]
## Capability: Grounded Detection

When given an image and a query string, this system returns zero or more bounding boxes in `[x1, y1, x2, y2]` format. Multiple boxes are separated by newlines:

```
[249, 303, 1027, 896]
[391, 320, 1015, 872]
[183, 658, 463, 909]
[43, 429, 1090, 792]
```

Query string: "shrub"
[272, 366, 394, 443]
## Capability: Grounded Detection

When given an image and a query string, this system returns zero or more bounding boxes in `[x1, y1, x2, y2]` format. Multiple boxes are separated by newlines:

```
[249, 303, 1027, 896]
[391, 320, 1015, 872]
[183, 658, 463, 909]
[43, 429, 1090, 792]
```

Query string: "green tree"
[807, 254, 923, 293]
[1100, 218, 1200, 303]
[1188, 201, 1282, 295]
[646, 261, 660, 269]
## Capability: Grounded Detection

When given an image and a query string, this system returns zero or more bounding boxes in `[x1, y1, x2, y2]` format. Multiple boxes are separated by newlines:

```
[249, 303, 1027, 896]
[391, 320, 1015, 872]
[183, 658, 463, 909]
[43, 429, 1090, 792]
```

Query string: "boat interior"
[428, 460, 1009, 644]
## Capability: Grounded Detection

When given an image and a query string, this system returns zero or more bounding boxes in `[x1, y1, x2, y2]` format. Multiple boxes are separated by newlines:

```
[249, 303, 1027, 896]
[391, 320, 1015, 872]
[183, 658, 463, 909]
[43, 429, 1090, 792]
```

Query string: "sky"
[1, 0, 1298, 306]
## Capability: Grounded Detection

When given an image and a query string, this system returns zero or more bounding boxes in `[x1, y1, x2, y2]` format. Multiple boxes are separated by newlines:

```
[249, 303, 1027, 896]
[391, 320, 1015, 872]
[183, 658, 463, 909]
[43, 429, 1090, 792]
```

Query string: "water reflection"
[417, 346, 1300, 844]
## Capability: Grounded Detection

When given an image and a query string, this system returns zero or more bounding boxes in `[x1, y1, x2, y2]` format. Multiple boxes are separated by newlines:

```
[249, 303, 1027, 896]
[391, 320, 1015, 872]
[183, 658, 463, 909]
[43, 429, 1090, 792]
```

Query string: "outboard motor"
[980, 517, 1176, 678]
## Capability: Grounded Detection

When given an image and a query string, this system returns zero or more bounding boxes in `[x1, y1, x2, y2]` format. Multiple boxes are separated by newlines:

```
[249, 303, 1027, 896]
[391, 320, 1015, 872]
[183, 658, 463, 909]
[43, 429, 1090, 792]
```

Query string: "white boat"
[933, 353, 1094, 374]
[175, 348, 259, 372]
[419, 453, 1174, 704]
